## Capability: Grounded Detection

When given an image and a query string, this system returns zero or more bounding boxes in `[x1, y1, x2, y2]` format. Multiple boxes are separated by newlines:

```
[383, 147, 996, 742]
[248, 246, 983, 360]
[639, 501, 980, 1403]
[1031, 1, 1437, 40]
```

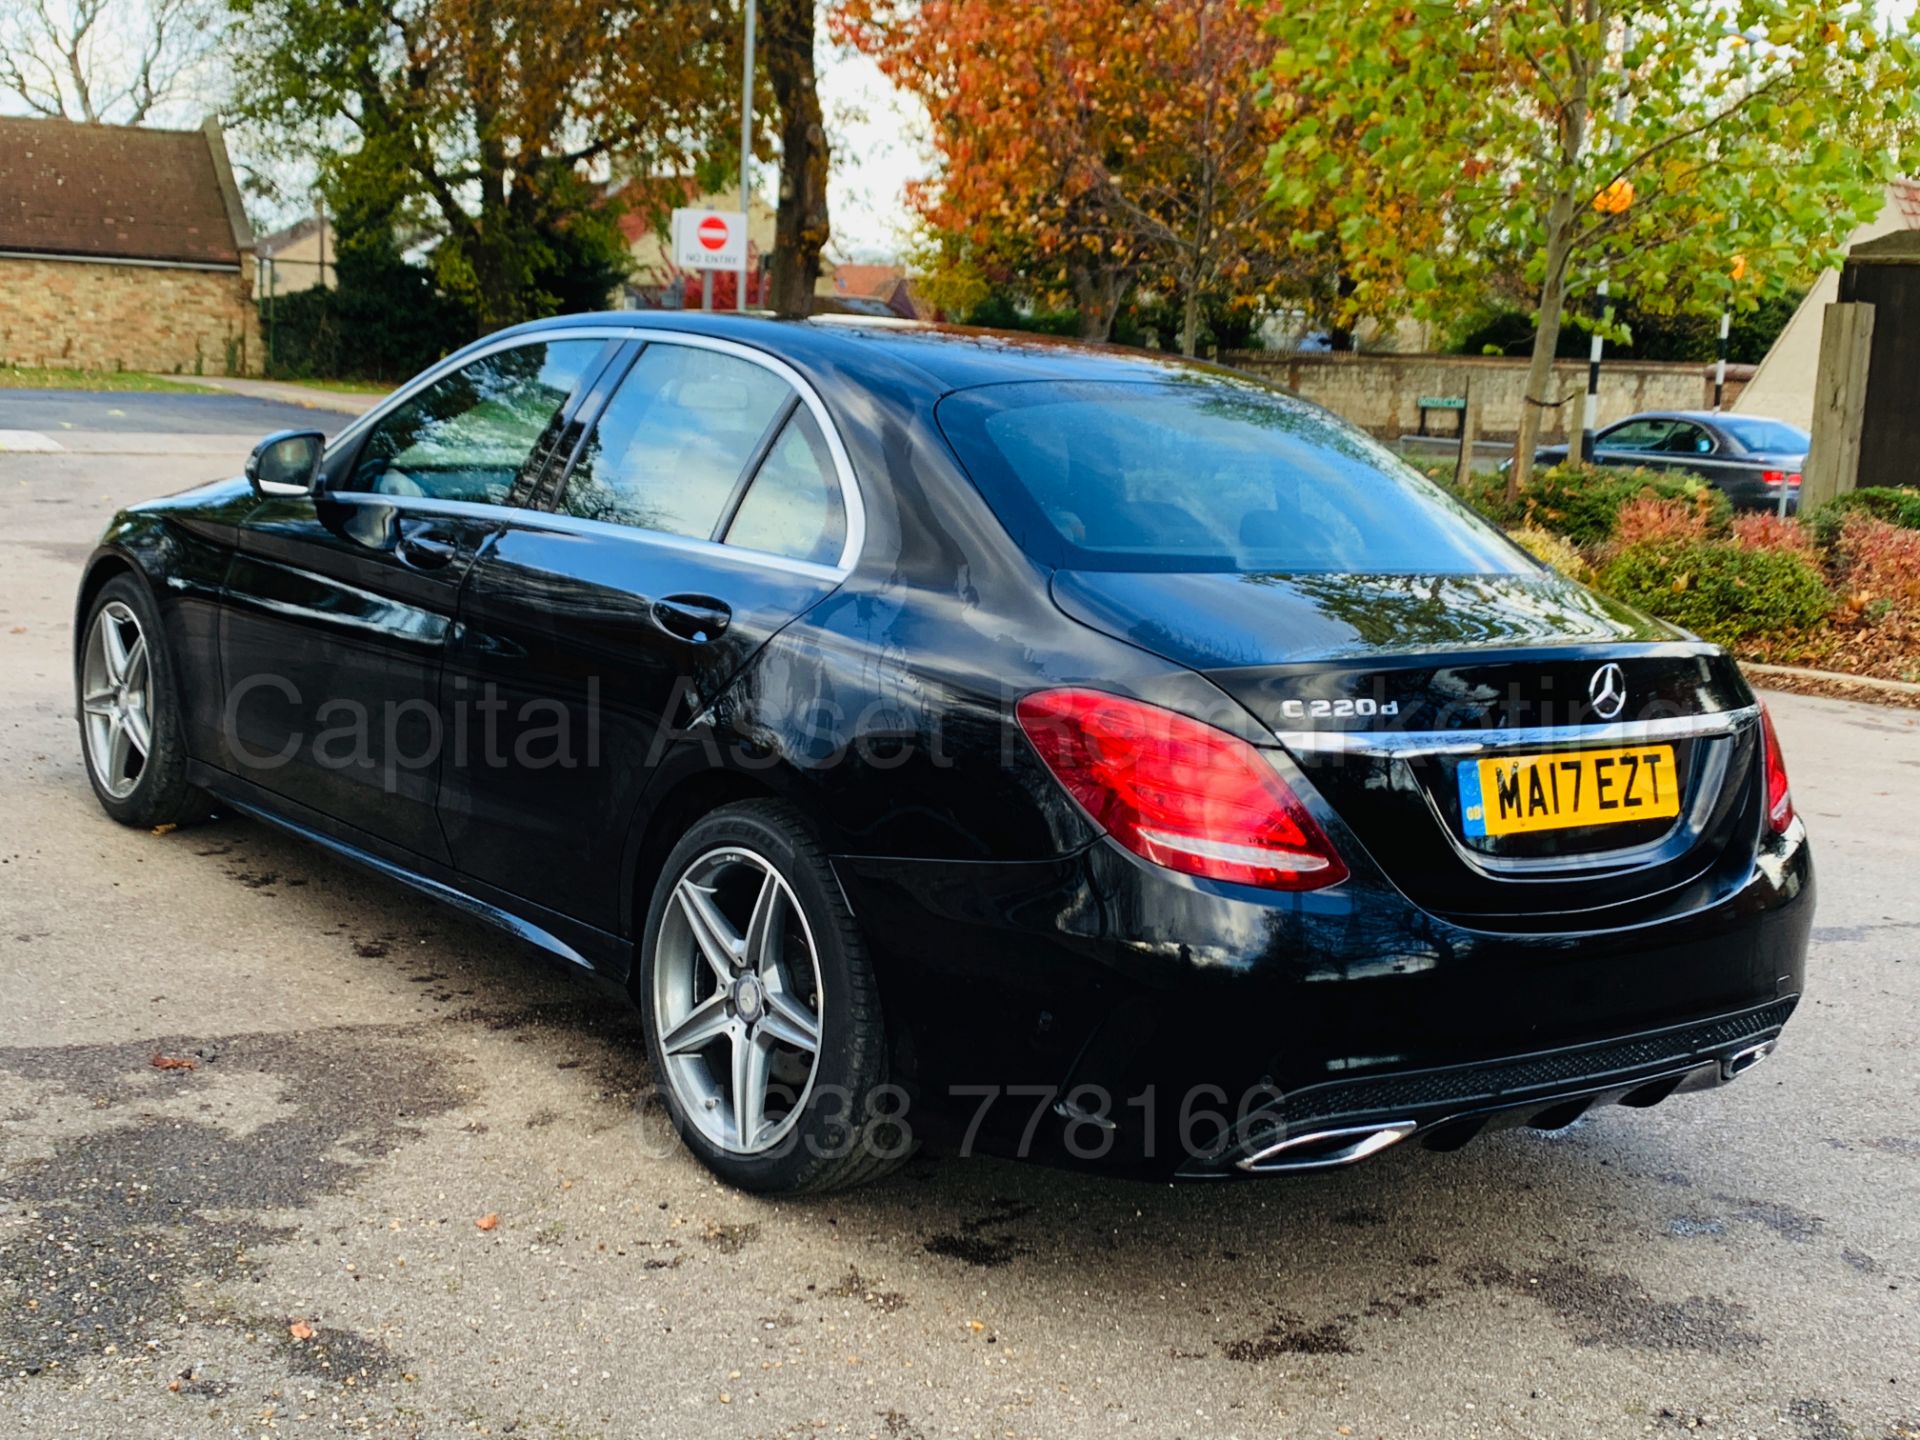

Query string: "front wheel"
[76, 574, 200, 828]
[637, 800, 911, 1192]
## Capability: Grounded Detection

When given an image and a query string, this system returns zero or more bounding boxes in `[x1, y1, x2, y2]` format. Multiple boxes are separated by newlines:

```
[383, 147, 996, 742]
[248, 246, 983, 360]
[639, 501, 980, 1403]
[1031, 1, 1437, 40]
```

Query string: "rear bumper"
[833, 818, 1812, 1176]
[1178, 996, 1793, 1177]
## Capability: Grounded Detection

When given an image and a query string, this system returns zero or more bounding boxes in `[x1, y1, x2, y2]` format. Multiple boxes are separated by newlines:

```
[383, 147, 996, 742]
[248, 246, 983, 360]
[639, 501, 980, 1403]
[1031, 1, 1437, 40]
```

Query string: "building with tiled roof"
[0, 116, 258, 375]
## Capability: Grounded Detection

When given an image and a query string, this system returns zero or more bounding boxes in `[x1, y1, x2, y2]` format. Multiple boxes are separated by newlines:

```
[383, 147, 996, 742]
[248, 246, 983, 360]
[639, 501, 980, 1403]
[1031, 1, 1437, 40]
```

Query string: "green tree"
[1263, 1, 1920, 493]
[229, 0, 741, 329]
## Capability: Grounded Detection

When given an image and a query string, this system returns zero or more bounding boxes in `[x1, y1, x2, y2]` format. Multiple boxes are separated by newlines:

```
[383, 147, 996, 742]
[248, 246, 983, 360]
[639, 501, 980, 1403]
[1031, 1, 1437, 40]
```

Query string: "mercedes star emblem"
[1588, 662, 1627, 721]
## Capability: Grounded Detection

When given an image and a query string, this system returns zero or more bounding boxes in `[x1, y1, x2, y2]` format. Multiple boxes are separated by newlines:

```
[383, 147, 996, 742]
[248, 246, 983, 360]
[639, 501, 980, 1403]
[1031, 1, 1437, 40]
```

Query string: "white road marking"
[0, 429, 63, 453]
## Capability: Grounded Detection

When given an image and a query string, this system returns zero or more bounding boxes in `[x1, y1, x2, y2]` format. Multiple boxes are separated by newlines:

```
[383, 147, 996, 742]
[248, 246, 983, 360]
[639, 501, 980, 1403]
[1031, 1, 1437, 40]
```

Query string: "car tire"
[76, 573, 204, 829]
[637, 799, 913, 1193]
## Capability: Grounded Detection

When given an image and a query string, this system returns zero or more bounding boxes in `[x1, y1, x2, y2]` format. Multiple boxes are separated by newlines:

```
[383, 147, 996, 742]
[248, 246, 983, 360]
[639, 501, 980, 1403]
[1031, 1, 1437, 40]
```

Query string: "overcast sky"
[816, 47, 931, 263]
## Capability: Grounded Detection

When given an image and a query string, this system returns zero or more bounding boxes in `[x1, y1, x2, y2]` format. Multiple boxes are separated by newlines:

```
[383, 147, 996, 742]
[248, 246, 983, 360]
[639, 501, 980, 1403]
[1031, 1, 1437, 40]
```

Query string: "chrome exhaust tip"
[1236, 1120, 1418, 1174]
[1722, 1039, 1776, 1081]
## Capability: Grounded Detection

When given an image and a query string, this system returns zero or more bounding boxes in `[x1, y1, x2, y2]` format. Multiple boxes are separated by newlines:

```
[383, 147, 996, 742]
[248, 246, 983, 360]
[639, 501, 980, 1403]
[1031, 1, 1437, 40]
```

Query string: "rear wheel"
[637, 800, 911, 1192]
[76, 575, 200, 828]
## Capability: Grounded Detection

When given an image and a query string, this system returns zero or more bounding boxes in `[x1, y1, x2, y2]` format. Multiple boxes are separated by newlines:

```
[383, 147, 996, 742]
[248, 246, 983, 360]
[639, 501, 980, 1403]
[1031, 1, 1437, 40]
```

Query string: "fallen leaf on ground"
[151, 1054, 198, 1071]
[475, 1213, 499, 1231]
[966, 1319, 986, 1333]
[288, 1321, 315, 1341]
[151, 822, 178, 836]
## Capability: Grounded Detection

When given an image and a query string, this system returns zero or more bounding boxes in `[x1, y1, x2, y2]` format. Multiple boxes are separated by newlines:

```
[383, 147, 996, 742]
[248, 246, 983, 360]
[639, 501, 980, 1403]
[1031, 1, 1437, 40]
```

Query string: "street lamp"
[739, 0, 758, 312]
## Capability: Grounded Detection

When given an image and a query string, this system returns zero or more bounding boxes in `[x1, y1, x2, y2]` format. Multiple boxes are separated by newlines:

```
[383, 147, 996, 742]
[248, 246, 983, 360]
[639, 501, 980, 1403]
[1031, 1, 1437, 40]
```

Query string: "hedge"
[1458, 462, 1731, 547]
[1594, 539, 1832, 646]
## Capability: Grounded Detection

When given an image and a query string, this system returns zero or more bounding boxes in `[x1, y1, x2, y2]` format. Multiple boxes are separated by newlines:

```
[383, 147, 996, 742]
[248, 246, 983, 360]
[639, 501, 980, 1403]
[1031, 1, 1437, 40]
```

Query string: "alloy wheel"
[81, 600, 153, 800]
[652, 846, 825, 1155]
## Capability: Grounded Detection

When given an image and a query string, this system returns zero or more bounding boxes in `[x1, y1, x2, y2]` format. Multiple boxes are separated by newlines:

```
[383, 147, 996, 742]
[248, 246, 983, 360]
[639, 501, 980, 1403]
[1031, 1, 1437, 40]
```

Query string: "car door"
[218, 334, 612, 860]
[439, 335, 859, 930]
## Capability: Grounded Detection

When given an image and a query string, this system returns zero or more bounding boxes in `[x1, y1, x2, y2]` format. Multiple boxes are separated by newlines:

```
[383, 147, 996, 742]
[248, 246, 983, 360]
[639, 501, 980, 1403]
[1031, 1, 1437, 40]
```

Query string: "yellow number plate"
[1458, 744, 1680, 838]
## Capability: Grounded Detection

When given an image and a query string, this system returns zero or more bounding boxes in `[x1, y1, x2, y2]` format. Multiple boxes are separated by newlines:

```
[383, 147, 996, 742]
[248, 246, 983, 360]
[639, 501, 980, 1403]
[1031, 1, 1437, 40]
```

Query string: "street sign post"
[672, 208, 748, 310]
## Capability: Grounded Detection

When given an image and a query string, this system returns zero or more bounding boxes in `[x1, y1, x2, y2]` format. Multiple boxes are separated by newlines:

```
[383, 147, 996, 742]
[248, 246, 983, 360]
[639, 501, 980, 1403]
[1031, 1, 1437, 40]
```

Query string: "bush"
[1458, 462, 1732, 547]
[1807, 487, 1920, 548]
[1507, 525, 1592, 581]
[1612, 496, 1710, 550]
[1730, 512, 1816, 557]
[1833, 515, 1920, 616]
[263, 224, 471, 382]
[1595, 539, 1832, 646]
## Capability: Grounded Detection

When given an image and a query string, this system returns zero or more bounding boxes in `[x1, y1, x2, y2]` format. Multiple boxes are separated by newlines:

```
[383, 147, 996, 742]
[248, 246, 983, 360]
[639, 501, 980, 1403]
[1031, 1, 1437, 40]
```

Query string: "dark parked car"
[75, 317, 1812, 1191]
[1531, 410, 1808, 511]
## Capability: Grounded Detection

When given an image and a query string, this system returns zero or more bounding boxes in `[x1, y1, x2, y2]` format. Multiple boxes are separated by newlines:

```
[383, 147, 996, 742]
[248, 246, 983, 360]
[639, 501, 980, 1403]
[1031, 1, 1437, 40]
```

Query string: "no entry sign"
[672, 207, 747, 271]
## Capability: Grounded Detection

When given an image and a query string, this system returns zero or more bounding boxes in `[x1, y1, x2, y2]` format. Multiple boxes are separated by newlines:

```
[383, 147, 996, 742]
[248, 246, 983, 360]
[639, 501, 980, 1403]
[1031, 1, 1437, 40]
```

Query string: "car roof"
[1617, 409, 1803, 429]
[492, 311, 1241, 396]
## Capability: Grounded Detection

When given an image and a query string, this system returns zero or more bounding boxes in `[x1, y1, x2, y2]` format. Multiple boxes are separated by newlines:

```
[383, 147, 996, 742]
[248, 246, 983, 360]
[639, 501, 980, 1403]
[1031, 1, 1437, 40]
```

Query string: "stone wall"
[1222, 350, 1753, 442]
[0, 255, 258, 376]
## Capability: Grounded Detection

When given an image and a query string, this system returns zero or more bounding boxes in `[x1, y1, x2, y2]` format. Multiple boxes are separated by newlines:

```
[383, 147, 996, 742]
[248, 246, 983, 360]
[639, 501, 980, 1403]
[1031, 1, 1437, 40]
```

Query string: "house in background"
[1733, 180, 1920, 430]
[816, 263, 924, 320]
[0, 116, 258, 375]
[256, 211, 335, 296]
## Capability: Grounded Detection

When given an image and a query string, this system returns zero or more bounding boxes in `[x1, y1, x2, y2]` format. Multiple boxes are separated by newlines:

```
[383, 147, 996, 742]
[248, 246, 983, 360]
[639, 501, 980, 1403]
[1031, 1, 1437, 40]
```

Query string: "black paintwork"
[1533, 409, 1807, 512]
[76, 315, 1812, 1177]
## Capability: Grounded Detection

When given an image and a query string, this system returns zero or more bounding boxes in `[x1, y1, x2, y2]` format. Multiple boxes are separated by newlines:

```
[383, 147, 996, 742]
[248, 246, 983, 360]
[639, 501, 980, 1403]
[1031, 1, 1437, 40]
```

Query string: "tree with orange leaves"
[836, 0, 1313, 351]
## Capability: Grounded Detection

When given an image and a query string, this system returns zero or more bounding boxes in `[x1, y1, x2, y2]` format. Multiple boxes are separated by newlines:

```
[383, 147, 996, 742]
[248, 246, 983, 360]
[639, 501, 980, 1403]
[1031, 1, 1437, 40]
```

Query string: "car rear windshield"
[935, 377, 1529, 575]
[1717, 417, 1809, 454]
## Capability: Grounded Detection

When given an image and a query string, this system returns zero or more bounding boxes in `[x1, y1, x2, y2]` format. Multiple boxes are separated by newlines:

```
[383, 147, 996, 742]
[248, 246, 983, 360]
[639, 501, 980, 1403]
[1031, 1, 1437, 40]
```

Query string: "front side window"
[345, 340, 601, 504]
[1598, 419, 1677, 452]
[1656, 423, 1714, 456]
[723, 408, 846, 565]
[936, 377, 1527, 575]
[559, 344, 792, 537]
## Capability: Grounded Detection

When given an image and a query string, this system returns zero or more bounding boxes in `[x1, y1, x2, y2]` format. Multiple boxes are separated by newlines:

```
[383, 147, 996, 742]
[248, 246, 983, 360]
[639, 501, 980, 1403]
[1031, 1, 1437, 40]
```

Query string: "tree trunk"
[1179, 282, 1203, 357]
[1071, 262, 1123, 342]
[1507, 3, 1591, 501]
[764, 0, 829, 319]
[1506, 197, 1576, 501]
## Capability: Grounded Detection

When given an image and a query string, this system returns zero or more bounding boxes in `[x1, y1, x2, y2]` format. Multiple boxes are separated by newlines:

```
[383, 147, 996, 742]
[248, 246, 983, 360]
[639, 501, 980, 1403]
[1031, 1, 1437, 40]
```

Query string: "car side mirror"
[246, 430, 325, 497]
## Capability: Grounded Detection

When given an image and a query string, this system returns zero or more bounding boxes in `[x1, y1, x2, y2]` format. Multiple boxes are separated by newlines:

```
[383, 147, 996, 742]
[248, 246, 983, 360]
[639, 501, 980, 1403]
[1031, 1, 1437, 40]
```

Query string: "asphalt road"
[2, 400, 1917, 1440]
[0, 389, 349, 437]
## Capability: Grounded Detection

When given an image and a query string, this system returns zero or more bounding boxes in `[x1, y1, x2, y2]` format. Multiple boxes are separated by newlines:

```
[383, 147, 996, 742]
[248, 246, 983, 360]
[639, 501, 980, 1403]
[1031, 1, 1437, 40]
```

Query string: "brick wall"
[0, 254, 259, 376]
[1221, 350, 1754, 442]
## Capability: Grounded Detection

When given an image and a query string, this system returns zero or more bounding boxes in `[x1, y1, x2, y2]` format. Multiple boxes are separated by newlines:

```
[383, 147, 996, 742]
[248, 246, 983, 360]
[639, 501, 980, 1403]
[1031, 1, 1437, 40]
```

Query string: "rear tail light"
[1762, 470, 1803, 488]
[1015, 688, 1348, 890]
[1758, 703, 1794, 834]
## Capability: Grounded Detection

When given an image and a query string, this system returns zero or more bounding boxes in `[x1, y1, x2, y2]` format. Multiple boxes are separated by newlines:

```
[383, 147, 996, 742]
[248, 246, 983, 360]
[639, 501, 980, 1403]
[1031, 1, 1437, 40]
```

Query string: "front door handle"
[652, 594, 731, 644]
[396, 524, 458, 570]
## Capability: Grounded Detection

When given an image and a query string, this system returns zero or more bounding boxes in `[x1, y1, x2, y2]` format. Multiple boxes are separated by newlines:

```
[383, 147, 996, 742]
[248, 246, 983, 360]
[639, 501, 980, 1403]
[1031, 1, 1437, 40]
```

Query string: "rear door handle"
[396, 523, 459, 570]
[652, 594, 731, 644]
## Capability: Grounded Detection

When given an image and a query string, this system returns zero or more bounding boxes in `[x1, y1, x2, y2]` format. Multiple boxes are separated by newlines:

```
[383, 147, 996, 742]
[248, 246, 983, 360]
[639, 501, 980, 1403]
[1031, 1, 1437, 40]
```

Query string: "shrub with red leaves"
[1610, 496, 1710, 550]
[1835, 516, 1920, 618]
[1731, 513, 1816, 557]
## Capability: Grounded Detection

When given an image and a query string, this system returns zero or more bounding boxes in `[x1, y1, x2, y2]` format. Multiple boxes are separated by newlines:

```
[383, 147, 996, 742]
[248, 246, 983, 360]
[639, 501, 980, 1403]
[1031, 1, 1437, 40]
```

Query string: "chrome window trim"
[326, 324, 867, 577]
[1272, 705, 1759, 759]
[320, 491, 846, 584]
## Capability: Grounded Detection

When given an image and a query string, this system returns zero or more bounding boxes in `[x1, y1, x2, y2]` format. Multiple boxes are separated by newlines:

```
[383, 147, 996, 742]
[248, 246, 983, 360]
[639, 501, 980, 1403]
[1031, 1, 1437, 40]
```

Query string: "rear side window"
[723, 408, 845, 565]
[1719, 417, 1808, 454]
[936, 377, 1527, 575]
[560, 344, 791, 537]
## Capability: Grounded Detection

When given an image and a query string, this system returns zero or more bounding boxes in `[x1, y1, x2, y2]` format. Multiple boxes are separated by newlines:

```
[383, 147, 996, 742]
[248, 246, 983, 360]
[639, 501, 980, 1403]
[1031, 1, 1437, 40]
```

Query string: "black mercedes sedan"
[74, 315, 1812, 1191]
[1531, 410, 1809, 512]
